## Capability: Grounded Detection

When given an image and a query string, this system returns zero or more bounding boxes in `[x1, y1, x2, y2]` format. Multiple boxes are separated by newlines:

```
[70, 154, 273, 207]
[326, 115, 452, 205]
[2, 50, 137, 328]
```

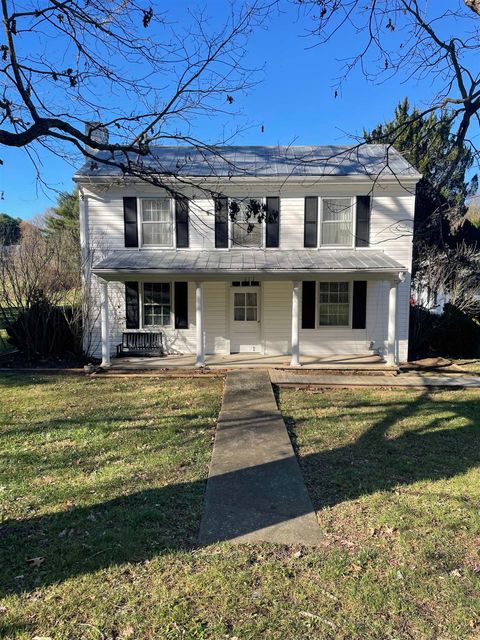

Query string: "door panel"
[230, 287, 261, 353]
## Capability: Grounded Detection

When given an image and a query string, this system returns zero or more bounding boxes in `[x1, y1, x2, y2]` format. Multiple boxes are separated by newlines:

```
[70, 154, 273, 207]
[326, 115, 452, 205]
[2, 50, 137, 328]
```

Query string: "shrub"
[409, 303, 480, 359]
[6, 296, 80, 360]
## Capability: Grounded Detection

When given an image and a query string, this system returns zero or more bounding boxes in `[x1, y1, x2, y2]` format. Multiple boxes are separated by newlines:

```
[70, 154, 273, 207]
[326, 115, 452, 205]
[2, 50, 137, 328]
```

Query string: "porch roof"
[92, 249, 406, 279]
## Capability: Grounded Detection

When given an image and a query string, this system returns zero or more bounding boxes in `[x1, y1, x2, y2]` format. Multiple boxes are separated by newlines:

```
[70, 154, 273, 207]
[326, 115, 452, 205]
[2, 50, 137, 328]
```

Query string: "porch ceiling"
[92, 249, 406, 279]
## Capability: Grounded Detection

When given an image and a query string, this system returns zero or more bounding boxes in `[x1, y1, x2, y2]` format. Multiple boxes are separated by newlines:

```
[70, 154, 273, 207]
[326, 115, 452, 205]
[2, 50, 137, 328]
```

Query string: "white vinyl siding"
[141, 198, 173, 247]
[82, 184, 415, 363]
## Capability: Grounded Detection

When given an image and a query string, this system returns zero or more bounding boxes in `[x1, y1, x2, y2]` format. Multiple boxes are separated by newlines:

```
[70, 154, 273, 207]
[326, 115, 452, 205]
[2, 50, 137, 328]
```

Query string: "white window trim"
[138, 197, 175, 249]
[139, 281, 173, 329]
[228, 197, 266, 250]
[317, 280, 353, 329]
[319, 196, 356, 249]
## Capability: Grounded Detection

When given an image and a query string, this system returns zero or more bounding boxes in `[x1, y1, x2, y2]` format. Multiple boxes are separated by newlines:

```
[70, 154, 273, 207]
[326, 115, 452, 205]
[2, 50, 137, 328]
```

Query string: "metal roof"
[93, 249, 406, 277]
[75, 145, 421, 180]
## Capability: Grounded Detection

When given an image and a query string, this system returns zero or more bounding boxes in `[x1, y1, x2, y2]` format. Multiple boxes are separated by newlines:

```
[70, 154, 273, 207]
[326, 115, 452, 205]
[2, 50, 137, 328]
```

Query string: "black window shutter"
[304, 197, 318, 248]
[352, 281, 367, 329]
[125, 282, 140, 329]
[174, 282, 188, 329]
[214, 197, 229, 248]
[302, 281, 316, 329]
[175, 197, 189, 248]
[355, 196, 371, 247]
[265, 197, 280, 248]
[123, 197, 138, 248]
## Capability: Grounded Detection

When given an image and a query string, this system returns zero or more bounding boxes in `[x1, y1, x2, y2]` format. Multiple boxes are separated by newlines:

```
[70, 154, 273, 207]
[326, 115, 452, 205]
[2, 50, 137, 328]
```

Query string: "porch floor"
[109, 353, 395, 372]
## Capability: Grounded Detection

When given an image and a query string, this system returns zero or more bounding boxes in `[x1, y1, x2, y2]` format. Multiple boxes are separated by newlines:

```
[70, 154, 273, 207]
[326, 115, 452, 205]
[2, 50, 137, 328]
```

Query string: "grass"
[0, 376, 479, 639]
[280, 387, 480, 639]
[451, 359, 480, 374]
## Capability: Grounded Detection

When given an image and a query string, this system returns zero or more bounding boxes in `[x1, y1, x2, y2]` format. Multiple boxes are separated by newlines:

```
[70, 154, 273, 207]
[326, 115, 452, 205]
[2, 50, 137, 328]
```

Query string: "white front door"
[230, 287, 261, 353]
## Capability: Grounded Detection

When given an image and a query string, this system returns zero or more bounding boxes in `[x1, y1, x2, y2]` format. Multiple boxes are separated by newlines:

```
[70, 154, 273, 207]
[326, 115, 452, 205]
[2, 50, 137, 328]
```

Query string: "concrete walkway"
[270, 370, 480, 387]
[198, 370, 322, 546]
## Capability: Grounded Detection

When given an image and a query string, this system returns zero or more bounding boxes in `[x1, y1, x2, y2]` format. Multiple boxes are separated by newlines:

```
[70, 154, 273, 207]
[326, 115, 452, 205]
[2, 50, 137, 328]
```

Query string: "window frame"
[317, 280, 352, 328]
[139, 197, 175, 249]
[228, 198, 266, 250]
[139, 282, 173, 328]
[319, 196, 356, 249]
[233, 289, 259, 322]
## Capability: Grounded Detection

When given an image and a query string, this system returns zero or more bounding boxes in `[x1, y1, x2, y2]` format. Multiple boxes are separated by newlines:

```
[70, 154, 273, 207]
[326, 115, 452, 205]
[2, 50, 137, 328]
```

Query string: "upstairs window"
[141, 199, 173, 247]
[318, 282, 350, 326]
[143, 283, 171, 326]
[231, 200, 263, 248]
[321, 198, 354, 247]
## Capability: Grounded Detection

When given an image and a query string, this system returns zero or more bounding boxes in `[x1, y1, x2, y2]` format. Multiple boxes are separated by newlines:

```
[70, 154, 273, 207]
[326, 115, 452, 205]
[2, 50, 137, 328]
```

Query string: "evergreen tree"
[0, 213, 21, 245]
[45, 189, 80, 245]
[364, 99, 479, 253]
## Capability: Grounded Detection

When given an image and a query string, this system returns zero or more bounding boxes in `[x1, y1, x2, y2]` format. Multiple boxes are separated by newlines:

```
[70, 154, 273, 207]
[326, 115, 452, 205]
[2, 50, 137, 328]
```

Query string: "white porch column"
[290, 280, 301, 367]
[387, 280, 398, 365]
[195, 282, 205, 367]
[100, 279, 111, 368]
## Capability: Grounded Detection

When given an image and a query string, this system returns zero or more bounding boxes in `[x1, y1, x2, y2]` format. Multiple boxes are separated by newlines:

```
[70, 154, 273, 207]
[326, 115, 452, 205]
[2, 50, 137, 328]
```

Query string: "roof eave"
[92, 266, 407, 281]
[74, 173, 422, 186]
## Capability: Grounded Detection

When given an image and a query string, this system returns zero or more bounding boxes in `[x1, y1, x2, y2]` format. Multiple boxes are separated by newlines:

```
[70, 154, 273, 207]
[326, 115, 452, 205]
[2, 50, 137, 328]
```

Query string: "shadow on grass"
[282, 388, 480, 511]
[1, 388, 479, 597]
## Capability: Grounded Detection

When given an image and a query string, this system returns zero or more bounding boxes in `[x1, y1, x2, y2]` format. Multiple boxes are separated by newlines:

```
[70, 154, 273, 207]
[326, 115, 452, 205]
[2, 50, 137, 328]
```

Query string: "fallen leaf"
[27, 557, 45, 568]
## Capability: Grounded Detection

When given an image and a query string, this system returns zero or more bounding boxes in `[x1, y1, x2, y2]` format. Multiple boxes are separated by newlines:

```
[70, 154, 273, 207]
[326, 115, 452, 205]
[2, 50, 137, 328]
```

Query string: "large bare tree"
[298, 0, 480, 183]
[0, 0, 270, 179]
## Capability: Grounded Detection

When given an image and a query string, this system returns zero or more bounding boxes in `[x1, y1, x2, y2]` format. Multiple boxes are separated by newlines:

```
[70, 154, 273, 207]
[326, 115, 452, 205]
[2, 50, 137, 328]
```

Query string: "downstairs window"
[143, 283, 171, 326]
[318, 282, 350, 326]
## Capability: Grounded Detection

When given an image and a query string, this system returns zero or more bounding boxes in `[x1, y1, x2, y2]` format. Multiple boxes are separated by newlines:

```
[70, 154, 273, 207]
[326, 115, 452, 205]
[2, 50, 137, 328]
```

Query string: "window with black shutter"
[265, 197, 280, 248]
[123, 197, 138, 248]
[304, 197, 318, 248]
[175, 197, 189, 248]
[214, 197, 229, 248]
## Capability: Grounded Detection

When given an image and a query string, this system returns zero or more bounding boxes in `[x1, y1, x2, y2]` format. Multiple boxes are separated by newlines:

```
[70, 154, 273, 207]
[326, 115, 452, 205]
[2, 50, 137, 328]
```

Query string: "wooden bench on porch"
[116, 331, 165, 357]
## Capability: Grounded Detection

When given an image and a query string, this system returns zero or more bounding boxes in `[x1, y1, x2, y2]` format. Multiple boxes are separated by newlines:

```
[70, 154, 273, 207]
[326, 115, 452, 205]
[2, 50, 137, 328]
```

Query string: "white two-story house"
[74, 145, 420, 368]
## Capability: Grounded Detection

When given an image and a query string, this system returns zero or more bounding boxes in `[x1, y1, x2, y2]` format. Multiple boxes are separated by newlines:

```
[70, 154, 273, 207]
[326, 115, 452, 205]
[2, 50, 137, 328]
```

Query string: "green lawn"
[280, 387, 480, 639]
[0, 377, 479, 639]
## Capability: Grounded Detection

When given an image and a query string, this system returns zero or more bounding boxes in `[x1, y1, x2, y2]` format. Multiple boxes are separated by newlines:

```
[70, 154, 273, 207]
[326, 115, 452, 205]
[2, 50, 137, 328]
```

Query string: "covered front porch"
[92, 249, 408, 369]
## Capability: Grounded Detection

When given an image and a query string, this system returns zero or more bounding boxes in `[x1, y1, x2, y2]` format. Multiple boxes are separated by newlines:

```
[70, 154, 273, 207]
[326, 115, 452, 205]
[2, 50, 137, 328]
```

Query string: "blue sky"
[0, 0, 464, 219]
